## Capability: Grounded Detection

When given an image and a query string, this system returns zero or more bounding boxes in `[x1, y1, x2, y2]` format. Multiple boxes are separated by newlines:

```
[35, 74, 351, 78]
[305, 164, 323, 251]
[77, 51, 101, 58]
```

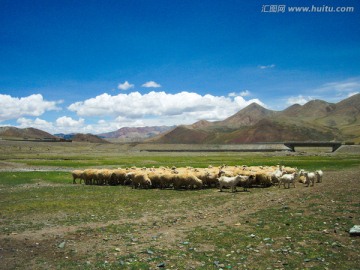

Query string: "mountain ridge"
[149, 94, 360, 143]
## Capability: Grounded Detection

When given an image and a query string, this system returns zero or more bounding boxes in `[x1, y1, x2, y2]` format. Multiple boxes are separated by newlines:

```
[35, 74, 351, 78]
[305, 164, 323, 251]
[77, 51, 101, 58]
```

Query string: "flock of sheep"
[71, 165, 323, 192]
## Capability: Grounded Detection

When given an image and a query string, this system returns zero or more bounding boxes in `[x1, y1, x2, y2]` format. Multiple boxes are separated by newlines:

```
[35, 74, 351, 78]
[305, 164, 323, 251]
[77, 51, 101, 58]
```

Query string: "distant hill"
[54, 133, 76, 141]
[0, 127, 58, 140]
[71, 133, 110, 143]
[98, 126, 174, 142]
[0, 127, 109, 143]
[149, 94, 360, 143]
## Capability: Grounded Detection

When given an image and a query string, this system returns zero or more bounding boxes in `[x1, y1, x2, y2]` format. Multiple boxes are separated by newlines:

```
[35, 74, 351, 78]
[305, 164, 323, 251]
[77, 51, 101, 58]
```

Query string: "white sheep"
[218, 174, 252, 192]
[315, 170, 323, 183]
[304, 172, 316, 187]
[270, 167, 284, 186]
[279, 172, 298, 188]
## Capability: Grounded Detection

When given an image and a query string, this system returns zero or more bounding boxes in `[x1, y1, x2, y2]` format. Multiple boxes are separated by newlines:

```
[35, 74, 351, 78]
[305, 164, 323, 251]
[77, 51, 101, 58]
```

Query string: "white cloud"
[314, 77, 360, 98]
[142, 81, 161, 88]
[9, 91, 267, 134]
[240, 90, 251, 97]
[229, 90, 251, 97]
[16, 117, 54, 131]
[0, 94, 60, 122]
[117, 81, 134, 91]
[348, 92, 359, 97]
[68, 91, 266, 127]
[56, 116, 85, 128]
[286, 95, 313, 105]
[320, 80, 360, 93]
[15, 116, 87, 134]
[258, 64, 275, 69]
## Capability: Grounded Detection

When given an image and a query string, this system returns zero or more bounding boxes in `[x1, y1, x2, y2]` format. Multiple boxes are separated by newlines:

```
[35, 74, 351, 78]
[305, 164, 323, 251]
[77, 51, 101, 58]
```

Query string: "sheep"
[109, 169, 127, 185]
[192, 169, 217, 188]
[255, 173, 272, 187]
[171, 172, 203, 190]
[148, 169, 177, 189]
[315, 170, 323, 183]
[279, 172, 298, 188]
[73, 165, 299, 190]
[130, 173, 152, 189]
[283, 166, 297, 174]
[237, 174, 255, 191]
[81, 169, 98, 185]
[270, 166, 284, 186]
[97, 169, 113, 185]
[202, 171, 219, 188]
[159, 173, 175, 189]
[218, 174, 252, 192]
[71, 170, 84, 184]
[304, 172, 316, 187]
[298, 169, 307, 184]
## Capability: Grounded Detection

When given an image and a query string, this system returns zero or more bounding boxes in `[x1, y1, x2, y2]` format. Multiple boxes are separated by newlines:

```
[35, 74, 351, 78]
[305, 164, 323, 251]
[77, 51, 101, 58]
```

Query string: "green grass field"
[0, 142, 359, 269]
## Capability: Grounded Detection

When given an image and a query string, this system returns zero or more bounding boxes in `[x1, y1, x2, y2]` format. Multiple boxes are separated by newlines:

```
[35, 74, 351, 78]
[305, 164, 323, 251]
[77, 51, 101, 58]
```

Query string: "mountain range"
[148, 93, 360, 144]
[98, 126, 174, 142]
[1, 94, 359, 143]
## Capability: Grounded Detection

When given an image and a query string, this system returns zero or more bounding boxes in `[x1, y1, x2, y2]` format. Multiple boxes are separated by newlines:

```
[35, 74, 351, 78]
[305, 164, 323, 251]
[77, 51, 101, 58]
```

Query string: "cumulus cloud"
[15, 116, 88, 134]
[0, 94, 60, 122]
[56, 116, 85, 128]
[117, 81, 134, 91]
[286, 95, 313, 105]
[142, 81, 161, 88]
[17, 117, 54, 131]
[68, 91, 266, 126]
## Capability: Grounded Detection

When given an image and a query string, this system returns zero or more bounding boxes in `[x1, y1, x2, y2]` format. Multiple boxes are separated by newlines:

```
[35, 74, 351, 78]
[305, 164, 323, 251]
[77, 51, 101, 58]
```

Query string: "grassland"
[0, 141, 360, 269]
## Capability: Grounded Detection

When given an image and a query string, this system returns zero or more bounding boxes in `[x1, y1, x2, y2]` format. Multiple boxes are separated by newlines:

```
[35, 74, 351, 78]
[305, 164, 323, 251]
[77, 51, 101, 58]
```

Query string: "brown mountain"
[149, 125, 214, 144]
[72, 133, 110, 143]
[150, 94, 360, 143]
[221, 119, 335, 143]
[149, 102, 278, 143]
[0, 127, 57, 139]
[98, 126, 174, 142]
[219, 102, 277, 128]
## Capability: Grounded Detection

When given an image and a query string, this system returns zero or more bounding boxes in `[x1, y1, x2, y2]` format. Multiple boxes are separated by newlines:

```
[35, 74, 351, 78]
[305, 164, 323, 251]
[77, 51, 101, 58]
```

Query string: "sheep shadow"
[218, 188, 250, 193]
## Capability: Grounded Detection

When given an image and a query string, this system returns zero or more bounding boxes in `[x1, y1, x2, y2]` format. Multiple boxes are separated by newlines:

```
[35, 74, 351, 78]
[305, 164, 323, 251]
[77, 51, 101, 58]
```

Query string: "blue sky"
[1, 0, 359, 134]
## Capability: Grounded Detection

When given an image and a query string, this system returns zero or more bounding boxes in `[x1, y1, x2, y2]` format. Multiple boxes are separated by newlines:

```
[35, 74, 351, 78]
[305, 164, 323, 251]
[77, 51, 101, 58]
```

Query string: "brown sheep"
[131, 173, 152, 189]
[71, 170, 84, 184]
[173, 173, 203, 190]
[81, 169, 98, 185]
